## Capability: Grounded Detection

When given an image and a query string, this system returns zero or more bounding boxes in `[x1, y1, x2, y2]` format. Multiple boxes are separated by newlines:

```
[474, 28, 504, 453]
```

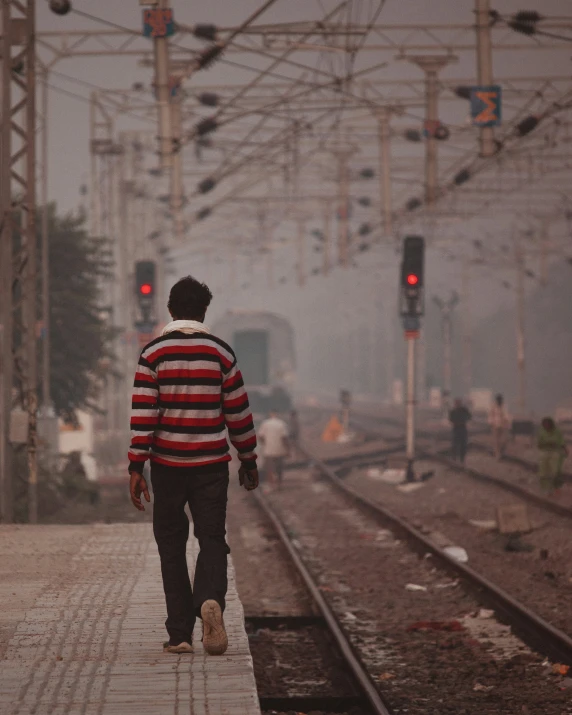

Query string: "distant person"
[289, 409, 301, 457]
[259, 410, 290, 488]
[537, 417, 568, 496]
[448, 398, 471, 464]
[127, 275, 259, 657]
[488, 393, 511, 459]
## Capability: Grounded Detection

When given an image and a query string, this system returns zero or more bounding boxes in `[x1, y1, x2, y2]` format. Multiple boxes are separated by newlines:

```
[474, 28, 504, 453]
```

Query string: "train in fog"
[211, 310, 296, 415]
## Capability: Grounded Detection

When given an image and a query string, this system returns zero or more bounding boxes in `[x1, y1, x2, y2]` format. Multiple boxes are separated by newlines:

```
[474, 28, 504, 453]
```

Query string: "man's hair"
[168, 276, 213, 319]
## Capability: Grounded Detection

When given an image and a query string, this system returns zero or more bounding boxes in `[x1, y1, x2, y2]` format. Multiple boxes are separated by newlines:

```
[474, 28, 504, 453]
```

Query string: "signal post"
[400, 236, 425, 482]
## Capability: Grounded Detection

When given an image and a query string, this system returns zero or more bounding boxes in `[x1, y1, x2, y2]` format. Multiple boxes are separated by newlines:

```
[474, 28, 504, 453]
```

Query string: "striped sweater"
[128, 330, 257, 473]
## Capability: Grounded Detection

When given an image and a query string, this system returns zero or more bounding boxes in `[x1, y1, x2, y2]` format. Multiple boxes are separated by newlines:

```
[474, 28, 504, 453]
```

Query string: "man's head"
[168, 275, 213, 321]
[495, 393, 504, 406]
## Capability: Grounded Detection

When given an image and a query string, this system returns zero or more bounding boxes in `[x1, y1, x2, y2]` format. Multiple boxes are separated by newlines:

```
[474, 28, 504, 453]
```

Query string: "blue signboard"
[143, 9, 175, 39]
[470, 85, 502, 127]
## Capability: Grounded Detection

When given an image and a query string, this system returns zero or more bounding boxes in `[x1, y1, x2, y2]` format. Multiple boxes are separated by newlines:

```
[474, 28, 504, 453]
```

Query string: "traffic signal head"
[135, 261, 156, 305]
[400, 235, 425, 317]
[135, 261, 158, 333]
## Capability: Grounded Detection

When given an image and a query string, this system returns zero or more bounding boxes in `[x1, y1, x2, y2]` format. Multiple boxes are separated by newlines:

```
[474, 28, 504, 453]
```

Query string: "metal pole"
[475, 0, 496, 158]
[377, 109, 393, 237]
[155, 0, 173, 169]
[170, 92, 184, 242]
[89, 95, 101, 239]
[297, 216, 306, 287]
[337, 150, 351, 266]
[323, 200, 331, 276]
[406, 334, 417, 478]
[266, 240, 274, 289]
[40, 69, 51, 413]
[25, 0, 38, 524]
[385, 297, 395, 404]
[442, 309, 452, 408]
[515, 234, 527, 413]
[0, 3, 13, 523]
[425, 68, 438, 207]
[539, 223, 548, 286]
[461, 258, 473, 398]
[409, 56, 455, 208]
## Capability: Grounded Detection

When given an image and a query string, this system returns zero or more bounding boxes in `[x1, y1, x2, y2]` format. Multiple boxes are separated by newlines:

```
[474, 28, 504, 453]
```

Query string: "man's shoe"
[201, 600, 228, 655]
[163, 641, 193, 654]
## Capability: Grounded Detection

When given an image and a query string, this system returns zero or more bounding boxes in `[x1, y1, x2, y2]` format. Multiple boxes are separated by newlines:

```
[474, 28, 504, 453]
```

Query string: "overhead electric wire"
[186, 1, 351, 142]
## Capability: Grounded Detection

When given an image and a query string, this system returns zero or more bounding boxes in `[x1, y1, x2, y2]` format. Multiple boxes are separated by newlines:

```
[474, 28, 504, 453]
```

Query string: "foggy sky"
[37, 0, 572, 409]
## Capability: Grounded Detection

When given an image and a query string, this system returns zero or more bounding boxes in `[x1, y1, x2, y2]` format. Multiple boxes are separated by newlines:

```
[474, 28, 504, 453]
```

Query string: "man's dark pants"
[151, 463, 230, 646]
[451, 428, 468, 463]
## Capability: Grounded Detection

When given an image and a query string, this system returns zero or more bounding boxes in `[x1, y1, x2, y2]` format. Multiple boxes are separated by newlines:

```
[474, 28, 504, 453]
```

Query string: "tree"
[45, 204, 117, 422]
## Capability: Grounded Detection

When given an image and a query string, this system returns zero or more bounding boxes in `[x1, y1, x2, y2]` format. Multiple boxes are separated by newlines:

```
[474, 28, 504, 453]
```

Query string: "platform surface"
[0, 523, 261, 715]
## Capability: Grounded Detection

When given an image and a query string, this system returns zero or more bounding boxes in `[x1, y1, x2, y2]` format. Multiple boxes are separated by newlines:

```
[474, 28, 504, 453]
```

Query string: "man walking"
[128, 275, 259, 656]
[488, 393, 511, 460]
[448, 398, 471, 464]
[258, 410, 290, 488]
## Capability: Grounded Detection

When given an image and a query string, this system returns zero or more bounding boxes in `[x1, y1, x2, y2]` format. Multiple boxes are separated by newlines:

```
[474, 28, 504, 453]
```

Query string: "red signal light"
[140, 283, 153, 295]
[407, 274, 419, 286]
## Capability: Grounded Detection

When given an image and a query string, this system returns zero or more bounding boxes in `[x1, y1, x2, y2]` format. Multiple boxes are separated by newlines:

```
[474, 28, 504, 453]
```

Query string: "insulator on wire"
[454, 85, 472, 100]
[198, 92, 219, 107]
[196, 117, 218, 137]
[197, 207, 212, 221]
[405, 129, 422, 142]
[516, 115, 540, 136]
[435, 124, 450, 141]
[454, 168, 471, 186]
[358, 223, 372, 237]
[508, 10, 542, 35]
[198, 177, 216, 194]
[194, 24, 218, 41]
[406, 197, 422, 212]
[49, 0, 72, 15]
[197, 44, 224, 70]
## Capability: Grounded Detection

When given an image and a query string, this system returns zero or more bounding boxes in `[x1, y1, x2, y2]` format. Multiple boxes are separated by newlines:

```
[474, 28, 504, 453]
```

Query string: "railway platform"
[0, 523, 260, 715]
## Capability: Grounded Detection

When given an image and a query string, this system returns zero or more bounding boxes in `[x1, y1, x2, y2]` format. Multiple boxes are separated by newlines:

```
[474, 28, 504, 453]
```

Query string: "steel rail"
[298, 446, 572, 665]
[350, 412, 572, 520]
[253, 490, 393, 715]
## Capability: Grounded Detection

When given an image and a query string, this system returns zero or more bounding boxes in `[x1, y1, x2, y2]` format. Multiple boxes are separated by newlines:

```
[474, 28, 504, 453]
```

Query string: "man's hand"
[238, 465, 259, 491]
[129, 471, 151, 511]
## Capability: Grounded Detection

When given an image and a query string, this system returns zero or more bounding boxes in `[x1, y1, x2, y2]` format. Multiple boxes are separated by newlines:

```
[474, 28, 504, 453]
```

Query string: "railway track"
[348, 412, 572, 521]
[296, 445, 572, 667]
[253, 488, 392, 715]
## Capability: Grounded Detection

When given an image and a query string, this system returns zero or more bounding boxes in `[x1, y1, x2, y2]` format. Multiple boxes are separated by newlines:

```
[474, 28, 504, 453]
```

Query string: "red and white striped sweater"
[128, 330, 257, 473]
